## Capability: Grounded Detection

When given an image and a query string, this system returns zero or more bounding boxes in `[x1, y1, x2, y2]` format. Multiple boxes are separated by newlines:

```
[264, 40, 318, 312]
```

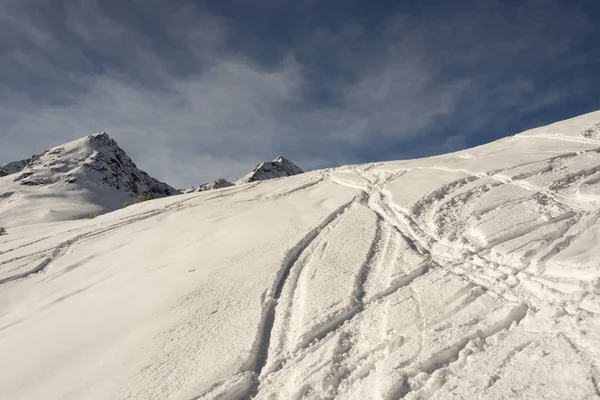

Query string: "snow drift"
[2, 111, 600, 399]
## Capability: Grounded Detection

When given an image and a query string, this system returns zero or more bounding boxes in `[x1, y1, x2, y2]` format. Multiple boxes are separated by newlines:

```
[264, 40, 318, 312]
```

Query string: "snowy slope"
[0, 133, 176, 227]
[237, 156, 304, 183]
[1, 111, 600, 399]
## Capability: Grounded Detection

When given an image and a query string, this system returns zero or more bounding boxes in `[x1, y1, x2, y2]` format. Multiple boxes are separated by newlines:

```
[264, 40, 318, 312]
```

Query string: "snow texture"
[2, 110, 600, 399]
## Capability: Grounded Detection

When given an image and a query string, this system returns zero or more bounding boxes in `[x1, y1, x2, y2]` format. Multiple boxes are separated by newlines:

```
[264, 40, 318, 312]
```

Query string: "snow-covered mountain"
[0, 160, 29, 177]
[184, 157, 303, 193]
[2, 111, 600, 400]
[237, 156, 304, 183]
[0, 132, 176, 227]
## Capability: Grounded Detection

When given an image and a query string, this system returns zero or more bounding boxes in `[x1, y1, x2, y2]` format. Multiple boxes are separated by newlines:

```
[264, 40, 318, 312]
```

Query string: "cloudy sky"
[1, 0, 599, 187]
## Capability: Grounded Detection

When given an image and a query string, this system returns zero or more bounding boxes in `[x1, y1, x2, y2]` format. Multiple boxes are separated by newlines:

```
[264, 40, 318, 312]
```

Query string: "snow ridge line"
[247, 196, 359, 392]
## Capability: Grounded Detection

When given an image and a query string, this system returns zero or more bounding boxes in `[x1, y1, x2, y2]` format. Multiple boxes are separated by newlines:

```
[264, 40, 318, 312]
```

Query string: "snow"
[2, 110, 600, 399]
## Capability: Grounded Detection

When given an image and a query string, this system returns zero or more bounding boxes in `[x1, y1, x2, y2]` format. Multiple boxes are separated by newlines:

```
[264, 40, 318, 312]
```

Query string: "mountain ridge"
[0, 133, 305, 226]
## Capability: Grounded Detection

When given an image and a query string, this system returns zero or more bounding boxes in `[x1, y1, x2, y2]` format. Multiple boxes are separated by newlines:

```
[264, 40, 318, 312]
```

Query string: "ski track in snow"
[251, 146, 600, 398]
[3, 112, 600, 399]
[0, 180, 270, 286]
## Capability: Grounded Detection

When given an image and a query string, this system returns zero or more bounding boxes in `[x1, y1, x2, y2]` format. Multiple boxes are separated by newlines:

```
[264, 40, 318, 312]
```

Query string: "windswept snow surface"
[2, 111, 600, 399]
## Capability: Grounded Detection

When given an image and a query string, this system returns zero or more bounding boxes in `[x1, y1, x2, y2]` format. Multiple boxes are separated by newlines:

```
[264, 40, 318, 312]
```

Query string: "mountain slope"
[1, 111, 600, 399]
[0, 132, 176, 227]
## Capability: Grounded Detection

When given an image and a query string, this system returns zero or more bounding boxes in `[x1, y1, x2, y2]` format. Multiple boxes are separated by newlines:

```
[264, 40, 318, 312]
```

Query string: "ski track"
[249, 168, 486, 398]
[4, 123, 600, 399]
[0, 191, 225, 286]
[252, 157, 600, 399]
[246, 172, 439, 398]
[247, 196, 359, 395]
[371, 160, 599, 311]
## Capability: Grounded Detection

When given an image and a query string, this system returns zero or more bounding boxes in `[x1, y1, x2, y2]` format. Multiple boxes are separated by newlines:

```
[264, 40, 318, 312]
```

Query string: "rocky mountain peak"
[182, 178, 233, 194]
[237, 156, 304, 184]
[3, 132, 176, 196]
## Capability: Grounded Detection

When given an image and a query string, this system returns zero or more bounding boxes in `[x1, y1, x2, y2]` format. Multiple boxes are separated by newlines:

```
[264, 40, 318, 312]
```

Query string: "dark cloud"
[0, 0, 599, 187]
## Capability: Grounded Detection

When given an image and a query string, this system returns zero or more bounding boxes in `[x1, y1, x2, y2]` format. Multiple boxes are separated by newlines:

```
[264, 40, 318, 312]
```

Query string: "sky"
[1, 0, 599, 188]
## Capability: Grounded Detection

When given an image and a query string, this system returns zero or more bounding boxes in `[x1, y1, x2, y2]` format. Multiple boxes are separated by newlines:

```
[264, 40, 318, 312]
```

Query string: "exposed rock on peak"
[237, 156, 303, 184]
[9, 132, 175, 197]
[183, 178, 233, 194]
[0, 160, 29, 178]
[0, 132, 177, 226]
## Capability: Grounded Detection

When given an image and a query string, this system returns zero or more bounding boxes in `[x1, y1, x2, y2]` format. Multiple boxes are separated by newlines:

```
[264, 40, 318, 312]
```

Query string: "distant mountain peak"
[0, 132, 177, 226]
[0, 160, 29, 178]
[183, 178, 233, 194]
[237, 156, 304, 184]
[6, 132, 175, 197]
